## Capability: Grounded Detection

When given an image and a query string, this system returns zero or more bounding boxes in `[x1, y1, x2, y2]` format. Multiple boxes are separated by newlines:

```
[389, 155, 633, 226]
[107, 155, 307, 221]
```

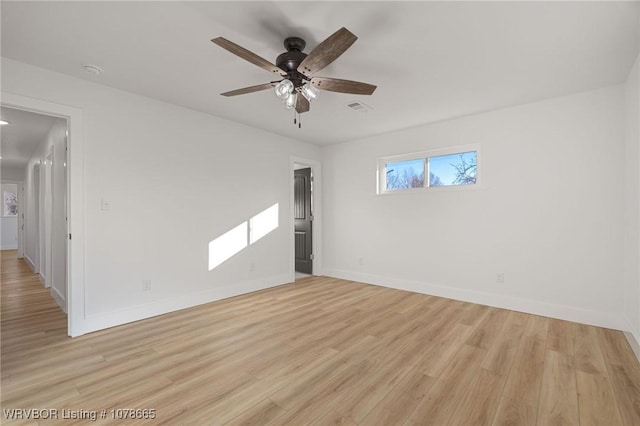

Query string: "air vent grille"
[346, 102, 373, 113]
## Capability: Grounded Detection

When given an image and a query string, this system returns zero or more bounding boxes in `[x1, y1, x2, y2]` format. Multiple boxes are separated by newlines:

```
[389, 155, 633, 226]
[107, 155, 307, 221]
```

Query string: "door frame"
[44, 148, 53, 289]
[1, 92, 85, 337]
[289, 156, 322, 281]
[33, 163, 40, 274]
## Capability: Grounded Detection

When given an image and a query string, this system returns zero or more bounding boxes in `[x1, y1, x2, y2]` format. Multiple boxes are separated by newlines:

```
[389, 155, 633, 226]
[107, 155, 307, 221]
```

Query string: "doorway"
[1, 107, 67, 311]
[291, 157, 321, 280]
[294, 167, 313, 275]
[1, 92, 84, 336]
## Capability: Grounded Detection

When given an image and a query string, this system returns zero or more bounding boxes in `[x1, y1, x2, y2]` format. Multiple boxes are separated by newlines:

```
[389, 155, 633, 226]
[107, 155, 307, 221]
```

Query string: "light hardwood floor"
[2, 249, 639, 425]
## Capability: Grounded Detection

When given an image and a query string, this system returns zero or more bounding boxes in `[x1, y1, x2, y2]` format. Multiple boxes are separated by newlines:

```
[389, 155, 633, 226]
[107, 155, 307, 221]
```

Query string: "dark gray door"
[294, 167, 312, 274]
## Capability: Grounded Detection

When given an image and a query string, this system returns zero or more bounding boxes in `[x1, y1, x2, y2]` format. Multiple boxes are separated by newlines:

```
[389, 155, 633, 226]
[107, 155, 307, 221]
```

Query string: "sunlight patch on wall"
[208, 203, 279, 271]
[208, 222, 248, 271]
[250, 204, 279, 244]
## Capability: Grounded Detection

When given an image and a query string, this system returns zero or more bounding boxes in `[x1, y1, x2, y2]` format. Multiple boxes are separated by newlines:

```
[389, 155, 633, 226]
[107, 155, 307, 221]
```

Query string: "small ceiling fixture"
[83, 64, 103, 75]
[0, 120, 9, 125]
[212, 27, 377, 128]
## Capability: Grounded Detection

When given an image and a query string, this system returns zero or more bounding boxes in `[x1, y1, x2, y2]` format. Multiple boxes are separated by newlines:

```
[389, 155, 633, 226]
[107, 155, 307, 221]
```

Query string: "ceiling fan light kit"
[212, 27, 377, 127]
[274, 79, 294, 99]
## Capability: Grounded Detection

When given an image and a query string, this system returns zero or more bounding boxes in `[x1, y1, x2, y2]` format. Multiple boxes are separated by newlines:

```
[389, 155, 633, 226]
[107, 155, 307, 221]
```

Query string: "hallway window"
[2, 186, 18, 216]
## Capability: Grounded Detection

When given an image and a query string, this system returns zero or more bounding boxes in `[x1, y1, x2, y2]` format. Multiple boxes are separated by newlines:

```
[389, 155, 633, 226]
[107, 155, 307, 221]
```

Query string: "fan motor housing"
[276, 50, 306, 72]
[276, 37, 308, 85]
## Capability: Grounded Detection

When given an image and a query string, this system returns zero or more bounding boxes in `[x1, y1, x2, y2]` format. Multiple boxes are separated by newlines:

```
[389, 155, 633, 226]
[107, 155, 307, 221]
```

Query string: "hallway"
[1, 249, 68, 390]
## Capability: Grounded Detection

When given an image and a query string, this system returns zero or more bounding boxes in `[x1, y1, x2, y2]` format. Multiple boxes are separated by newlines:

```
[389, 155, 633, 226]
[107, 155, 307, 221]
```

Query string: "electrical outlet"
[101, 199, 111, 211]
[496, 273, 505, 284]
[358, 257, 364, 266]
[250, 262, 256, 272]
[142, 280, 152, 291]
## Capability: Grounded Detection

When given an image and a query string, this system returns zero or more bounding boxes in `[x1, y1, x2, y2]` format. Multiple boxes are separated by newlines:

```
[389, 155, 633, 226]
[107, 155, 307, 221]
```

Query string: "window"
[378, 146, 479, 194]
[2, 184, 18, 216]
[428, 151, 477, 187]
[385, 158, 425, 191]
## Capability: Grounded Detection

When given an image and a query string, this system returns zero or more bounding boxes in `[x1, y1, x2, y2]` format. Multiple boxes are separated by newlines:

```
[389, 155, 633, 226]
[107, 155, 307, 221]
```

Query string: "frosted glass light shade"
[300, 83, 318, 102]
[284, 92, 297, 109]
[274, 79, 294, 99]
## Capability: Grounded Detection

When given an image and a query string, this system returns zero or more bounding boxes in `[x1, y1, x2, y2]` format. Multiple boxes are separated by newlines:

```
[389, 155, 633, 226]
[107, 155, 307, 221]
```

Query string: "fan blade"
[295, 93, 310, 114]
[221, 83, 275, 97]
[311, 77, 377, 95]
[298, 28, 357, 77]
[212, 37, 287, 77]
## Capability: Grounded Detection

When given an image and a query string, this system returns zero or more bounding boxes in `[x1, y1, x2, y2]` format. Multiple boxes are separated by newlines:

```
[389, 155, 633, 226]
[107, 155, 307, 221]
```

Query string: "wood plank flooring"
[2, 249, 639, 425]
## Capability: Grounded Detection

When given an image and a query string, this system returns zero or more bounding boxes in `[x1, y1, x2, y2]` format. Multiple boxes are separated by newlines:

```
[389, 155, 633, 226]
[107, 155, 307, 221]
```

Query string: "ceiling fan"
[211, 27, 377, 122]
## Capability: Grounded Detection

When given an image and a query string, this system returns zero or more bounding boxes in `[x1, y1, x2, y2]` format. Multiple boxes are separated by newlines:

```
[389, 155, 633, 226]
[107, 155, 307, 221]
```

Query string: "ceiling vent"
[346, 102, 373, 113]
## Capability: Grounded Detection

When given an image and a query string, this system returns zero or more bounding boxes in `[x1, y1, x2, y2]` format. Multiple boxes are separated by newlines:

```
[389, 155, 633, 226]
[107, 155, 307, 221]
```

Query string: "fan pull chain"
[293, 111, 302, 128]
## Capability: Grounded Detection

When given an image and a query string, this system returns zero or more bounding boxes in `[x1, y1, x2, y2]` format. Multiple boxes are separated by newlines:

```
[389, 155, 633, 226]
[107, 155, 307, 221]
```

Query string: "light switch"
[101, 199, 111, 211]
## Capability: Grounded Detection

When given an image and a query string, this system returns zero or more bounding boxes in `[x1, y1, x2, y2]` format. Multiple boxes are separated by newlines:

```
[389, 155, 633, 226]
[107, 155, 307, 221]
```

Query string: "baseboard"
[324, 269, 624, 331]
[51, 286, 66, 313]
[1, 245, 18, 250]
[622, 317, 640, 363]
[23, 254, 35, 272]
[79, 273, 292, 336]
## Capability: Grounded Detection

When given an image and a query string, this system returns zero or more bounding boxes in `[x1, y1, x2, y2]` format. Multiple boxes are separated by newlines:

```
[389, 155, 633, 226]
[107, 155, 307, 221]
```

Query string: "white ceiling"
[0, 107, 61, 170]
[1, 1, 638, 146]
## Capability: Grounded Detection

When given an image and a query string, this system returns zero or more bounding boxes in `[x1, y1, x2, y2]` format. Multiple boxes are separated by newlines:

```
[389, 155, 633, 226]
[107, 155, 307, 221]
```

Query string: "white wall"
[0, 217, 18, 249]
[323, 86, 626, 329]
[1, 166, 24, 181]
[2, 58, 321, 334]
[623, 50, 640, 350]
[1, 183, 19, 249]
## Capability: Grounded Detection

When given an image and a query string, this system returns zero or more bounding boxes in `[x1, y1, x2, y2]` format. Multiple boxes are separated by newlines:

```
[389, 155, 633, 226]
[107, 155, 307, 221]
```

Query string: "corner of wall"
[623, 327, 640, 363]
[23, 255, 36, 272]
[623, 49, 640, 361]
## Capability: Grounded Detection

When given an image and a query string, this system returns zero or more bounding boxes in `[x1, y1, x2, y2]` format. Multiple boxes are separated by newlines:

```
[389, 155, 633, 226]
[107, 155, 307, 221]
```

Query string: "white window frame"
[377, 144, 481, 194]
